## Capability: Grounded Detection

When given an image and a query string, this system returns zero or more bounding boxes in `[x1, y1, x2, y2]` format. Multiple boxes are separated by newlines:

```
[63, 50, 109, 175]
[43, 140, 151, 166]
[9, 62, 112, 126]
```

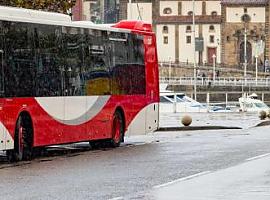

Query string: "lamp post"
[255, 55, 258, 85]
[244, 27, 247, 83]
[128, 0, 132, 20]
[212, 54, 216, 83]
[241, 13, 250, 84]
[169, 57, 172, 83]
[192, 0, 197, 101]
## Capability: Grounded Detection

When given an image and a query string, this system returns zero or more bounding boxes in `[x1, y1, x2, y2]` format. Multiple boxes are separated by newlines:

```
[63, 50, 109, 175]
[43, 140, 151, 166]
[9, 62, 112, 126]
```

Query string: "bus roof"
[0, 5, 71, 24]
[0, 6, 130, 33]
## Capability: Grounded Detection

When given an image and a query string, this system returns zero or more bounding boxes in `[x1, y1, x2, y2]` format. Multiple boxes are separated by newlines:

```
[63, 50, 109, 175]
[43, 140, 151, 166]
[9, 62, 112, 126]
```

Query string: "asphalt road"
[0, 125, 270, 200]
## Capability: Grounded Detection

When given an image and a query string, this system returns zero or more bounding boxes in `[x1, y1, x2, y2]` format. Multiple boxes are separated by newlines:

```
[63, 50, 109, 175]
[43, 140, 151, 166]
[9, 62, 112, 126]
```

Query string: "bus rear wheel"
[7, 115, 33, 162]
[110, 110, 124, 148]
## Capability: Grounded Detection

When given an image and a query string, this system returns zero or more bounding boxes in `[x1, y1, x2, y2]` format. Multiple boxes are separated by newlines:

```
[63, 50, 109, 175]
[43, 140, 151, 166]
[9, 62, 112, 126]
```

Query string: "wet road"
[0, 125, 270, 200]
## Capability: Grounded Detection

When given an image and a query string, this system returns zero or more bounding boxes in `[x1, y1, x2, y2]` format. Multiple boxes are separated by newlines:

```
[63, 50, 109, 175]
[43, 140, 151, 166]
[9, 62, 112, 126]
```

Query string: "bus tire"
[110, 110, 124, 148]
[7, 115, 33, 162]
[89, 141, 100, 149]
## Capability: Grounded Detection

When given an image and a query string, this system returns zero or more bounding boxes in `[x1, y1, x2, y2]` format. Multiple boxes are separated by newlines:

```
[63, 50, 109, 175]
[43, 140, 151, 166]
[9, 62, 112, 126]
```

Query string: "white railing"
[160, 77, 270, 87]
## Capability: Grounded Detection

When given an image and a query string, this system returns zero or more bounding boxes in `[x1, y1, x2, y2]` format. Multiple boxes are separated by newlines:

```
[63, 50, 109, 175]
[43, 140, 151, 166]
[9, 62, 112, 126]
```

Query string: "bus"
[0, 6, 159, 161]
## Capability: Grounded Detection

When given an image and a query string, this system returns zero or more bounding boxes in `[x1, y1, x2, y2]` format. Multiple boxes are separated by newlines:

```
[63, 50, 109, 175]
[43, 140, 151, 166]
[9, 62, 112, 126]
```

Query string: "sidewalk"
[149, 154, 270, 200]
[159, 112, 263, 129]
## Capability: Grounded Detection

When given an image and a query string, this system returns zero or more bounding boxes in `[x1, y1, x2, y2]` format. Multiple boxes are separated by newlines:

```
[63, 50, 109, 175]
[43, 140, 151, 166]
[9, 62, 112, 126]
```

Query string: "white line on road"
[246, 153, 270, 161]
[109, 197, 124, 200]
[153, 171, 211, 189]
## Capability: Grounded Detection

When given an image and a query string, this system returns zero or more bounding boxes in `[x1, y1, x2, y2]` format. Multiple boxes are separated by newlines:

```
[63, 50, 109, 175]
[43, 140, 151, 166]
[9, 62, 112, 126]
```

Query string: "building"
[119, 0, 270, 72]
[72, 0, 83, 21]
[120, 0, 222, 64]
[221, 0, 269, 70]
[73, 0, 120, 23]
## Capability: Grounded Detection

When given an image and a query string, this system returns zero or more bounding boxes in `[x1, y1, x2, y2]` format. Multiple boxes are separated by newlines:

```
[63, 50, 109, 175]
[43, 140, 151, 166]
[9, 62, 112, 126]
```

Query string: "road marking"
[153, 171, 211, 189]
[246, 153, 270, 161]
[109, 197, 124, 200]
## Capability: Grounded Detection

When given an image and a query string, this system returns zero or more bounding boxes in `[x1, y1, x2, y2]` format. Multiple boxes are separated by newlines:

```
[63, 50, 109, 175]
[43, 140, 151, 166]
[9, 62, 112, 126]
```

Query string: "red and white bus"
[0, 6, 159, 161]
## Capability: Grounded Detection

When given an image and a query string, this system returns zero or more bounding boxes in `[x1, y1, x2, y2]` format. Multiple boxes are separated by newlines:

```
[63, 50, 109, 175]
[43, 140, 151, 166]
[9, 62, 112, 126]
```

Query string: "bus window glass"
[84, 30, 111, 95]
[34, 24, 62, 97]
[4, 22, 35, 97]
[0, 22, 4, 94]
[111, 33, 146, 95]
[61, 27, 86, 96]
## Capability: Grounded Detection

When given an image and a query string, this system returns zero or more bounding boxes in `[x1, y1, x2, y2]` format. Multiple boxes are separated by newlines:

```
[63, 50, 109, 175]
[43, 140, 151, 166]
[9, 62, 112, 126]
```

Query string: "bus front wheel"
[110, 110, 124, 148]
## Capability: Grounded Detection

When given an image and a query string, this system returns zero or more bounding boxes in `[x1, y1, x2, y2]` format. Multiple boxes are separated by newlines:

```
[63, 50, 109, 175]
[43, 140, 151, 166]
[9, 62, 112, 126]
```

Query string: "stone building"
[221, 0, 269, 70]
[119, 0, 270, 71]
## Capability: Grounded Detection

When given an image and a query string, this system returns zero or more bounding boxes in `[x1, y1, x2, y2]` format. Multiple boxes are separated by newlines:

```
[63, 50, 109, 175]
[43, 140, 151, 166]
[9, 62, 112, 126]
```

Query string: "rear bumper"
[0, 122, 14, 151]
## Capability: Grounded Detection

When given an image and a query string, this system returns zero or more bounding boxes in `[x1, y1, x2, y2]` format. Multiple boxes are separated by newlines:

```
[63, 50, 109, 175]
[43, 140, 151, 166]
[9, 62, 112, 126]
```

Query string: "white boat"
[159, 91, 208, 113]
[159, 84, 232, 113]
[239, 93, 269, 112]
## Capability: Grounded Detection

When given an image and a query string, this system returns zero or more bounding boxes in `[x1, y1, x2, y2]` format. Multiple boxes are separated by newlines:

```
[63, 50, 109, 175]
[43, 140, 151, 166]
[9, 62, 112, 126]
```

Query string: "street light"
[128, 0, 132, 20]
[241, 14, 251, 84]
[255, 54, 258, 85]
[192, 0, 197, 101]
[244, 27, 247, 82]
[212, 54, 216, 83]
[169, 56, 172, 83]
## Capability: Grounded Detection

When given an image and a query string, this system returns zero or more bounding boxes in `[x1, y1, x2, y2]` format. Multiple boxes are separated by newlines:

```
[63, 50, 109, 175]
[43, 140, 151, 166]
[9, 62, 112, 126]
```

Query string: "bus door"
[144, 34, 159, 133]
[0, 31, 12, 150]
[0, 32, 5, 150]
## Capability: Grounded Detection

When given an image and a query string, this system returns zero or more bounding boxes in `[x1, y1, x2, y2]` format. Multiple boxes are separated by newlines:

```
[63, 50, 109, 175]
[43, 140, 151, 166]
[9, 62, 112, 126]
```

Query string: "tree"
[0, 0, 77, 14]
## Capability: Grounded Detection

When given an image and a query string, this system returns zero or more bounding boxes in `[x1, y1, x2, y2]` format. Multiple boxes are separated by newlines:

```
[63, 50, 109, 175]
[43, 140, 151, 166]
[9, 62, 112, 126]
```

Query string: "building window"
[244, 8, 247, 13]
[209, 25, 215, 32]
[163, 36, 168, 44]
[211, 11, 217, 17]
[210, 35, 215, 43]
[186, 36, 191, 44]
[186, 26, 192, 33]
[163, 26, 169, 34]
[202, 2, 206, 15]
[188, 11, 193, 16]
[163, 7, 172, 15]
[241, 14, 251, 23]
[178, 2, 182, 15]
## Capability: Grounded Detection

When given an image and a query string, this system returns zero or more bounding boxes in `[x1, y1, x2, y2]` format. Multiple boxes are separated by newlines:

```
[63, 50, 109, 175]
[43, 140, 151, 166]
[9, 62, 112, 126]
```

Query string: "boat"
[159, 91, 208, 113]
[239, 93, 269, 112]
[159, 84, 231, 113]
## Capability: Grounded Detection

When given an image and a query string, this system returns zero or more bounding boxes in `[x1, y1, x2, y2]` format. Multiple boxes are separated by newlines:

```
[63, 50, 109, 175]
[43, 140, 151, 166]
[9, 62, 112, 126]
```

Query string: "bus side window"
[4, 22, 35, 97]
[84, 30, 111, 96]
[61, 27, 85, 96]
[34, 24, 62, 97]
[0, 22, 4, 95]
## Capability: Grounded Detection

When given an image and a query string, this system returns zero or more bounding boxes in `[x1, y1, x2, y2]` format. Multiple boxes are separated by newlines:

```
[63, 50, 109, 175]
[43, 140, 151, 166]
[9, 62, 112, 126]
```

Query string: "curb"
[255, 120, 270, 127]
[157, 126, 242, 131]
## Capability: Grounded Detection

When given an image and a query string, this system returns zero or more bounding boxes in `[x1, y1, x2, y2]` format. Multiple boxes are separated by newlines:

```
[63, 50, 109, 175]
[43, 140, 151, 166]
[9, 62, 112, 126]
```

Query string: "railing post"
[206, 92, 210, 112]
[225, 93, 228, 109]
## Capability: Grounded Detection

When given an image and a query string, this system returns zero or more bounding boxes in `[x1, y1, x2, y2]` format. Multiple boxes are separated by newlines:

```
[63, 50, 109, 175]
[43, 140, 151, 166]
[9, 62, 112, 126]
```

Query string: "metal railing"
[160, 77, 270, 87]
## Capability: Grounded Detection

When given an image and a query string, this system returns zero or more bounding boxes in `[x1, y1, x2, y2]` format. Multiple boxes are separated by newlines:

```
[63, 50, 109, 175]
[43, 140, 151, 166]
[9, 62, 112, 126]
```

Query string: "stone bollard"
[267, 110, 270, 119]
[259, 110, 267, 120]
[182, 115, 192, 126]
